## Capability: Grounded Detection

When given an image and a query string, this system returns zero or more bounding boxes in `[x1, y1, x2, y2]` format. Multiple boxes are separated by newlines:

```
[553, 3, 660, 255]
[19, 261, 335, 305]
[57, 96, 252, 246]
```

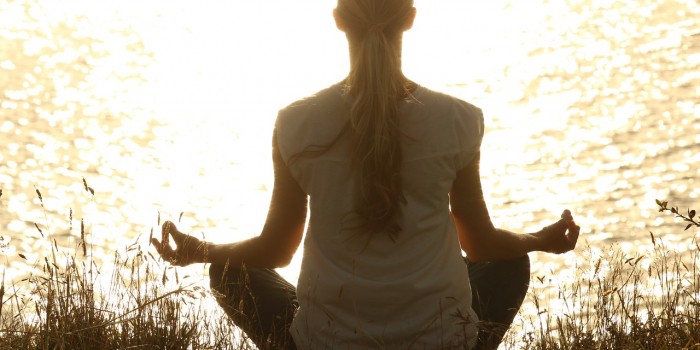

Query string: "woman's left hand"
[151, 221, 207, 266]
[529, 210, 580, 255]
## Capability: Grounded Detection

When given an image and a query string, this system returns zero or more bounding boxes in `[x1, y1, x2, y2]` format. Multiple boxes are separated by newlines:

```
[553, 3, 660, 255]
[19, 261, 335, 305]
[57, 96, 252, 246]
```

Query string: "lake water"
[1, 0, 699, 297]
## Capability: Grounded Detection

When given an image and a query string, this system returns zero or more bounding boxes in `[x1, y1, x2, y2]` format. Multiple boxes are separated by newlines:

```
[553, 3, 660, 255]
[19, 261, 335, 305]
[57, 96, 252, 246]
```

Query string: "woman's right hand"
[533, 210, 580, 254]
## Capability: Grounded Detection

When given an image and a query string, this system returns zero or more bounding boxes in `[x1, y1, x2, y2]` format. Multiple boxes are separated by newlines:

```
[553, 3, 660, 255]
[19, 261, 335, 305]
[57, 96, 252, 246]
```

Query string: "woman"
[151, 1, 580, 349]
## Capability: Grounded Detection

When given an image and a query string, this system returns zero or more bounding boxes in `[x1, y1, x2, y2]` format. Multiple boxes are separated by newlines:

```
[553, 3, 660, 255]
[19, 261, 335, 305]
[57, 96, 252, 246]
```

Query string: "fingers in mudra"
[151, 221, 174, 262]
[560, 209, 580, 247]
[151, 221, 202, 266]
[566, 223, 581, 246]
[561, 209, 573, 221]
[537, 211, 580, 254]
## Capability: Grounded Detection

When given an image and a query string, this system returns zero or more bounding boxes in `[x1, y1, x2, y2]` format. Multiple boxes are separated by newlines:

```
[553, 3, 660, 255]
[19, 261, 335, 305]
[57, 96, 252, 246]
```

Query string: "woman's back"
[276, 82, 483, 348]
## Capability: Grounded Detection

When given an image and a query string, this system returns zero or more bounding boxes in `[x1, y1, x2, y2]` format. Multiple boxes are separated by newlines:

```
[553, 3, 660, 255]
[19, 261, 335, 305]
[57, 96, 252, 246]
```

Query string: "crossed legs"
[209, 255, 530, 350]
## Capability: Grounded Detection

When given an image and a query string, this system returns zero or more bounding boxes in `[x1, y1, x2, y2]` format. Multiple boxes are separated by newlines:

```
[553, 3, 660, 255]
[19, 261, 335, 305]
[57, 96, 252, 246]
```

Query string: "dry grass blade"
[34, 223, 44, 238]
[0, 269, 5, 318]
[80, 218, 86, 257]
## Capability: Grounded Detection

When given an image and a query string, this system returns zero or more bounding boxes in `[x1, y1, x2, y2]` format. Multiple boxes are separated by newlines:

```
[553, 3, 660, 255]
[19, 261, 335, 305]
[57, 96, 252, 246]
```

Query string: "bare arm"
[152, 129, 308, 268]
[449, 151, 579, 262]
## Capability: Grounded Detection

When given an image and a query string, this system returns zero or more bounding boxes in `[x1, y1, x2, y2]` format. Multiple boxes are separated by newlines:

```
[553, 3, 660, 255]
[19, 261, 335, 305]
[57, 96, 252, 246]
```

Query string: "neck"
[344, 34, 417, 96]
[346, 34, 405, 76]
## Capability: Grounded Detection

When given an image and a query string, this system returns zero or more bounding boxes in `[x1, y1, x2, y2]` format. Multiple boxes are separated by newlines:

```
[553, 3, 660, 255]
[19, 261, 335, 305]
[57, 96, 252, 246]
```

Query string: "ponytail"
[337, 0, 415, 238]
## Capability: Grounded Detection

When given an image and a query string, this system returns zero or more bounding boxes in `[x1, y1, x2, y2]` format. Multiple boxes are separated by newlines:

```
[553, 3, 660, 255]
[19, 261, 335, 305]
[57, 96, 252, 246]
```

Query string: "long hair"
[336, 0, 415, 239]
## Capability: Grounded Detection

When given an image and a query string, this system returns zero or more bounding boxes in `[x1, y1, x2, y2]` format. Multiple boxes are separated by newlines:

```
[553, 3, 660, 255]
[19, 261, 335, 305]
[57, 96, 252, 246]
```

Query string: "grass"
[505, 236, 700, 350]
[504, 202, 700, 350]
[0, 232, 247, 349]
[1, 185, 699, 349]
[0, 184, 249, 350]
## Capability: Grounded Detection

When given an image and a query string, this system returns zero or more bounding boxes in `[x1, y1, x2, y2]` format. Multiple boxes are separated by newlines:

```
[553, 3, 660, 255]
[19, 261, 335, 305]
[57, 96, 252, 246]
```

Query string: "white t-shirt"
[275, 82, 483, 349]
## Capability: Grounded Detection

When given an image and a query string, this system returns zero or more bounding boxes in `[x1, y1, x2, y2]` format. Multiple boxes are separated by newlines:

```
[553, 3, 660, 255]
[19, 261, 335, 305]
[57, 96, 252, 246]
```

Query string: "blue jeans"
[210, 255, 530, 350]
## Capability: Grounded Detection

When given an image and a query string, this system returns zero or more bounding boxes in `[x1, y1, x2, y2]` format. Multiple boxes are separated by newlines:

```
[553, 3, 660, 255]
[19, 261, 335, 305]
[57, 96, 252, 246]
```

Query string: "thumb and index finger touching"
[150, 221, 183, 260]
[560, 209, 581, 247]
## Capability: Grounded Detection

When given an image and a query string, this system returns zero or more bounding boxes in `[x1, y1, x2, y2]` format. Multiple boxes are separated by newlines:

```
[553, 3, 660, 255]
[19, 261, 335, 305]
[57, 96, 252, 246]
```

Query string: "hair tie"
[367, 23, 385, 34]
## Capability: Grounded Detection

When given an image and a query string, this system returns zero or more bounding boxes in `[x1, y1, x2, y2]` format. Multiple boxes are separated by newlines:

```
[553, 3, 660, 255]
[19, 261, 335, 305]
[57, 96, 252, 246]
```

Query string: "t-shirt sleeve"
[453, 100, 485, 170]
[274, 109, 291, 164]
[274, 104, 307, 166]
[273, 104, 313, 194]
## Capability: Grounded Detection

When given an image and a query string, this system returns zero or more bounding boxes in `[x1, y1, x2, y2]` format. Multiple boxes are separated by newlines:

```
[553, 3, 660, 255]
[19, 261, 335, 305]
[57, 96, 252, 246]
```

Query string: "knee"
[515, 254, 530, 272]
[209, 263, 243, 292]
[209, 264, 223, 291]
[497, 255, 530, 290]
[514, 255, 531, 292]
[514, 254, 530, 279]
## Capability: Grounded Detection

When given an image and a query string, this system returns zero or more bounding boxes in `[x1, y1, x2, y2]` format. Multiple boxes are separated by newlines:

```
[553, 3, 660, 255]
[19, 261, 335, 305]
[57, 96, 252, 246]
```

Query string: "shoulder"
[415, 85, 482, 119]
[411, 86, 485, 168]
[277, 83, 344, 121]
[413, 85, 484, 134]
[274, 83, 346, 160]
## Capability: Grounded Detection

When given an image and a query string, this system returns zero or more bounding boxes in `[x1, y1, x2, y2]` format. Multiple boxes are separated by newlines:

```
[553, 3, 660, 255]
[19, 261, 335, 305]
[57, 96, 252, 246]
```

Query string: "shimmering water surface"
[1, 0, 699, 289]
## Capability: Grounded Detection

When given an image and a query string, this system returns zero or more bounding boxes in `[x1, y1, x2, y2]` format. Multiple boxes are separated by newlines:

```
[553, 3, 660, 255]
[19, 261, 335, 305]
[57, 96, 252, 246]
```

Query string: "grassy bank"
[1, 188, 698, 349]
[502, 201, 700, 349]
[507, 238, 700, 349]
[0, 185, 247, 349]
[0, 235, 245, 349]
